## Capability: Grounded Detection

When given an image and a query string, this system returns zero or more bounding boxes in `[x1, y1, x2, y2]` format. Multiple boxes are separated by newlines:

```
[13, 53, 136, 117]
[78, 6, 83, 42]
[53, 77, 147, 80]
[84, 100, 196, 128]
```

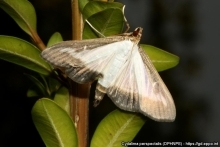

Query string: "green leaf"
[82, 1, 123, 20]
[0, 0, 37, 36]
[25, 74, 50, 98]
[47, 32, 63, 47]
[47, 76, 62, 96]
[32, 98, 78, 147]
[54, 86, 70, 115]
[27, 86, 41, 97]
[0, 36, 52, 75]
[26, 74, 61, 98]
[141, 45, 179, 72]
[83, 8, 124, 39]
[79, 0, 89, 12]
[91, 109, 145, 147]
[82, 1, 124, 39]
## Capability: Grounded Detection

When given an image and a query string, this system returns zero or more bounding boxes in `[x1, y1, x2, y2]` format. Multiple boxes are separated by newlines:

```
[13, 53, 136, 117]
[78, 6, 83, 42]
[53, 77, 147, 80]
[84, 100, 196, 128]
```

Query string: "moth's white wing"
[107, 46, 176, 122]
[41, 39, 133, 84]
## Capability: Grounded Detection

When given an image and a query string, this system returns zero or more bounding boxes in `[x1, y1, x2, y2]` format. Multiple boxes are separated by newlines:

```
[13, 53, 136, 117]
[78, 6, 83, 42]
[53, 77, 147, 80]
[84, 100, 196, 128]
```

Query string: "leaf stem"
[30, 28, 46, 50]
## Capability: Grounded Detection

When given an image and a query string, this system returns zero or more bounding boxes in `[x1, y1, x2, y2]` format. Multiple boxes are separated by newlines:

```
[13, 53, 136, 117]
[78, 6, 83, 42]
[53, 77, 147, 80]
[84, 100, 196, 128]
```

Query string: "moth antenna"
[85, 19, 105, 38]
[122, 5, 130, 33]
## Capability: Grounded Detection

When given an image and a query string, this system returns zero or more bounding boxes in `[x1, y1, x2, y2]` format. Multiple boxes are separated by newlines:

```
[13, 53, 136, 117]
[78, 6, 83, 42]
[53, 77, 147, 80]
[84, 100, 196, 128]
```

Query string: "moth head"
[132, 27, 143, 39]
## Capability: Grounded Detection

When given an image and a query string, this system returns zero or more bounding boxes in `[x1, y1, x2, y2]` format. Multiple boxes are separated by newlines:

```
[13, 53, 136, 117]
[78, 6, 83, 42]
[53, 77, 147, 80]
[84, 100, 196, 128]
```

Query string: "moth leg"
[93, 83, 106, 107]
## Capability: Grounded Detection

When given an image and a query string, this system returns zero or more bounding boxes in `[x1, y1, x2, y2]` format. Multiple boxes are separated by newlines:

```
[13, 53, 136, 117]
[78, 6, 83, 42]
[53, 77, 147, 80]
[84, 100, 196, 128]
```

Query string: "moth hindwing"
[41, 27, 176, 122]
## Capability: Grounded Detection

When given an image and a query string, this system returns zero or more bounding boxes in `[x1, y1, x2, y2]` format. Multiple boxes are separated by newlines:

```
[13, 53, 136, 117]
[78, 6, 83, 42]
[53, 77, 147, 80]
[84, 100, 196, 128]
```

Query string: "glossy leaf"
[91, 109, 145, 147]
[47, 32, 63, 47]
[0, 0, 37, 36]
[32, 98, 78, 147]
[79, 0, 89, 12]
[83, 8, 124, 39]
[141, 44, 179, 72]
[0, 36, 52, 75]
[82, 1, 123, 20]
[54, 86, 70, 115]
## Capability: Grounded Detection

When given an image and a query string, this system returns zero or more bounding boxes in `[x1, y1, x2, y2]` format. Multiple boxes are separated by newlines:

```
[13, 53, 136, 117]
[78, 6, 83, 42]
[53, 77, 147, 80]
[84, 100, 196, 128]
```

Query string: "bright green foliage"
[54, 86, 70, 115]
[91, 110, 145, 147]
[83, 1, 124, 39]
[32, 98, 78, 147]
[82, 1, 123, 20]
[79, 0, 90, 12]
[47, 32, 63, 47]
[0, 36, 52, 75]
[83, 8, 124, 39]
[141, 45, 179, 72]
[0, 0, 37, 36]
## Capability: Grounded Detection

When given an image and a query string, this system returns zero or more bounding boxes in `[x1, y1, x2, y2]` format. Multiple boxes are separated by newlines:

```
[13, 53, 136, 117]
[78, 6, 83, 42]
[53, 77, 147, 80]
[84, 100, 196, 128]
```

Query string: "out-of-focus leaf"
[0, 36, 52, 75]
[47, 32, 63, 47]
[83, 8, 124, 39]
[27, 86, 40, 98]
[26, 74, 61, 98]
[141, 44, 179, 72]
[54, 86, 70, 114]
[32, 98, 78, 147]
[0, 0, 37, 36]
[25, 74, 49, 97]
[91, 109, 145, 147]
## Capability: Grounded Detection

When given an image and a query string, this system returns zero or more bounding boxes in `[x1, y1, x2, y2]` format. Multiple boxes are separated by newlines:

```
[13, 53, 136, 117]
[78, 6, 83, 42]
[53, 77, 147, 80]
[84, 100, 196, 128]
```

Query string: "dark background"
[0, 0, 219, 146]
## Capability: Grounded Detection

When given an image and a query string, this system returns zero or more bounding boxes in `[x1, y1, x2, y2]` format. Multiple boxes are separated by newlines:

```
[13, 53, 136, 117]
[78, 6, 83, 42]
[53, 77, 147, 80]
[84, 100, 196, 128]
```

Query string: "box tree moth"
[41, 27, 176, 122]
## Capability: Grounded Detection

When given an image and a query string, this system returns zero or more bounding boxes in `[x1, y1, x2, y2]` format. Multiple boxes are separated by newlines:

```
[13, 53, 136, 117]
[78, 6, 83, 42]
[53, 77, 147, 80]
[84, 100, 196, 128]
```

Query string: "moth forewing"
[138, 47, 176, 121]
[41, 37, 129, 83]
[41, 27, 176, 122]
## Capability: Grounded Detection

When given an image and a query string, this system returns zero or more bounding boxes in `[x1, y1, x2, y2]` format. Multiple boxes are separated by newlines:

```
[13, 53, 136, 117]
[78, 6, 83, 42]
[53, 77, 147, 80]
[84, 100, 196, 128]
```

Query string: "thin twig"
[71, 0, 90, 147]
